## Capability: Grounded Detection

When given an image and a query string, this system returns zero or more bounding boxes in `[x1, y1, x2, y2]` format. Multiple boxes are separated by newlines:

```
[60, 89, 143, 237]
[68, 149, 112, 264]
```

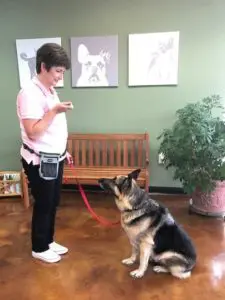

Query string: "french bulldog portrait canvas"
[70, 35, 118, 87]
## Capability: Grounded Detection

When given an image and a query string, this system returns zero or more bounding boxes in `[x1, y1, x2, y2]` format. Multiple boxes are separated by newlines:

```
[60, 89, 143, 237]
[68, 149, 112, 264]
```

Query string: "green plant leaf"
[157, 94, 225, 195]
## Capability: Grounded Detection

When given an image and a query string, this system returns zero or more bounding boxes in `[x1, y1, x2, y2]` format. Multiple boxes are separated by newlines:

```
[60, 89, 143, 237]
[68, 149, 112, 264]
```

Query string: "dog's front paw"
[130, 269, 145, 279]
[122, 257, 136, 266]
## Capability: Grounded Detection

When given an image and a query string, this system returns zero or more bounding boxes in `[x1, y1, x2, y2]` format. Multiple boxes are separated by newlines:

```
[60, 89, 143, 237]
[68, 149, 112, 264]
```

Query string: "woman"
[17, 43, 73, 263]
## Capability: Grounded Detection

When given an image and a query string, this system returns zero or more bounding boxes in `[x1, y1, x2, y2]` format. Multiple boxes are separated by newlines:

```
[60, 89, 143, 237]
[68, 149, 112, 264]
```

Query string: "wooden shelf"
[0, 171, 22, 198]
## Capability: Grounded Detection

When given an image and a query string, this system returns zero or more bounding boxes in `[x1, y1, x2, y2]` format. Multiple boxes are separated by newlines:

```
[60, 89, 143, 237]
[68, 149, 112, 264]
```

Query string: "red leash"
[64, 163, 120, 227]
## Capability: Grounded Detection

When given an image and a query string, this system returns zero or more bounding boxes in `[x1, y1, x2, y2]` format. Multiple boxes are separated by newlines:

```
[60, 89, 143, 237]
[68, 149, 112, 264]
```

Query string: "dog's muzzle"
[98, 178, 112, 192]
[98, 178, 105, 190]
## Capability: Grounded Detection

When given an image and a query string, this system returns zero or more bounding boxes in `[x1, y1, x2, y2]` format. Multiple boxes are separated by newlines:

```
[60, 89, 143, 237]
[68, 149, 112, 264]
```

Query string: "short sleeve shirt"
[16, 77, 68, 165]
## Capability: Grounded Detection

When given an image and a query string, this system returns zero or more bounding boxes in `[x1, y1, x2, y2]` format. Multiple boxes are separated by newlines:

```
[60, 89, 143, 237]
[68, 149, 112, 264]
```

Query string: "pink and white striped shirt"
[16, 77, 68, 165]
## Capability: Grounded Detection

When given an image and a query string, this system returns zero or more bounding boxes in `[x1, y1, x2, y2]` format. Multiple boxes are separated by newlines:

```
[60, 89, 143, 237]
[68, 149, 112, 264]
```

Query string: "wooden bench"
[21, 132, 150, 208]
[63, 133, 150, 191]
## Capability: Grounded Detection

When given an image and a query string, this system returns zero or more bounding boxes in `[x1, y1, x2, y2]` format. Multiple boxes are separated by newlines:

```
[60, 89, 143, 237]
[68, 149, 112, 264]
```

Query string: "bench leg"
[145, 182, 149, 192]
[145, 171, 149, 192]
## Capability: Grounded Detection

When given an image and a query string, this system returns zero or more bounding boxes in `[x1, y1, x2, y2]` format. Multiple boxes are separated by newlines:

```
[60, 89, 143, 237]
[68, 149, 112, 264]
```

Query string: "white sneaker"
[49, 242, 68, 255]
[32, 249, 61, 263]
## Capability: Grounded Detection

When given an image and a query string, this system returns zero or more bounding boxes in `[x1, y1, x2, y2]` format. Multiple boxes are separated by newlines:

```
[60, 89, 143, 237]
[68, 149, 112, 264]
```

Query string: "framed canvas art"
[16, 37, 63, 88]
[70, 35, 118, 87]
[128, 31, 180, 86]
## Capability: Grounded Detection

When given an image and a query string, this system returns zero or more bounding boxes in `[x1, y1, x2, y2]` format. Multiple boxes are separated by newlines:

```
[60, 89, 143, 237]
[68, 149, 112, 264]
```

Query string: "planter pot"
[189, 180, 225, 219]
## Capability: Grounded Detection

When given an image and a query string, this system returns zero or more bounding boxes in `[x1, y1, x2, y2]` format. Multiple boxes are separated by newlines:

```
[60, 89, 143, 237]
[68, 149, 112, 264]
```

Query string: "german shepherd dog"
[98, 169, 197, 279]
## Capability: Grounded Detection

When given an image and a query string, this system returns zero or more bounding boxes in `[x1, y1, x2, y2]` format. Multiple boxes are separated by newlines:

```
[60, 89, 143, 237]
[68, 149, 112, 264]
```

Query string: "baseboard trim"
[149, 186, 184, 194]
[62, 184, 184, 194]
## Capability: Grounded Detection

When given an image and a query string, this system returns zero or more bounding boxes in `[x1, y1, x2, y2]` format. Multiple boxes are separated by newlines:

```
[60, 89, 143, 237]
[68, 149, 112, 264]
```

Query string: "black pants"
[21, 157, 64, 252]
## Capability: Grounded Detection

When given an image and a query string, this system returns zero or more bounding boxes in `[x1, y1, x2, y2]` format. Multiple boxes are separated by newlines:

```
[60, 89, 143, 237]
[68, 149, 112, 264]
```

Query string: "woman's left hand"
[66, 152, 73, 165]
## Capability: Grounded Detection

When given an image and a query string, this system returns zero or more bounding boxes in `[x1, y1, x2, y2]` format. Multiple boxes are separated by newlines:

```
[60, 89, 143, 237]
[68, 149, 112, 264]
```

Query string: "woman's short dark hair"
[36, 43, 71, 74]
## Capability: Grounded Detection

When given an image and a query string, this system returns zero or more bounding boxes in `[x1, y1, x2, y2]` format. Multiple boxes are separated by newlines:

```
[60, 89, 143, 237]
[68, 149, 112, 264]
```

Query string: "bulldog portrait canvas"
[70, 35, 118, 87]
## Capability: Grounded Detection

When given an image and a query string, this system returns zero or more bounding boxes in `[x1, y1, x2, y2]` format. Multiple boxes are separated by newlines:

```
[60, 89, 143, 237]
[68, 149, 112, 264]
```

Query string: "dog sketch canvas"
[70, 35, 118, 87]
[16, 37, 63, 88]
[128, 31, 180, 86]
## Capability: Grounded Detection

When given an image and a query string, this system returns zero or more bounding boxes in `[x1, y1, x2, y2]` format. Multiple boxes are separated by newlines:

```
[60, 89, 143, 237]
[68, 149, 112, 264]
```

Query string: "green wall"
[0, 0, 225, 187]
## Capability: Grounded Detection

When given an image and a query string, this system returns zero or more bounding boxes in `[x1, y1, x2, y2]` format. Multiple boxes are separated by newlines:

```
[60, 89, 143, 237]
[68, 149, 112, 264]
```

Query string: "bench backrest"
[67, 133, 149, 169]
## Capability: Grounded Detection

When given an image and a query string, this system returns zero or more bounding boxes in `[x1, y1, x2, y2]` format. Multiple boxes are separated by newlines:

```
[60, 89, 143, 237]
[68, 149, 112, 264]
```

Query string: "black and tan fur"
[98, 169, 197, 279]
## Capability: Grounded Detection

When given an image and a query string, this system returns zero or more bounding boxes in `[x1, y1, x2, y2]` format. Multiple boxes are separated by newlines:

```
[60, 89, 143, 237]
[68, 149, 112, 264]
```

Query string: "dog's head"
[77, 44, 110, 85]
[98, 169, 142, 210]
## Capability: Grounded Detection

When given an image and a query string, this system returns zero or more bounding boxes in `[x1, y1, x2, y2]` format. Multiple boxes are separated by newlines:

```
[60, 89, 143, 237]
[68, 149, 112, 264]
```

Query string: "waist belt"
[23, 143, 66, 158]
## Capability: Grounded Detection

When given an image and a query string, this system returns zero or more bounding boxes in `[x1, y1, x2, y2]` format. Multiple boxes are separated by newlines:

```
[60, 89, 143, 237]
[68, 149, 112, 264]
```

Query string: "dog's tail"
[20, 53, 29, 61]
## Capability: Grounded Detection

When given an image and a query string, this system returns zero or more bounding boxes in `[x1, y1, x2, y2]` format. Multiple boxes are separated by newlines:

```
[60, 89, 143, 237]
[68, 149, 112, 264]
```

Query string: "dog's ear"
[77, 44, 89, 64]
[100, 50, 111, 63]
[128, 169, 141, 181]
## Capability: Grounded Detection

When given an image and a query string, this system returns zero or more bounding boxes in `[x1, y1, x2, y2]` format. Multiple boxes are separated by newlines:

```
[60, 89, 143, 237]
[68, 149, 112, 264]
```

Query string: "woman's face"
[41, 63, 65, 87]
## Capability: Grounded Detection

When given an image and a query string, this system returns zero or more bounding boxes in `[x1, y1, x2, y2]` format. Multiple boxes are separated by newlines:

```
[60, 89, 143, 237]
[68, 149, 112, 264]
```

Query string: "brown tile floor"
[0, 191, 225, 300]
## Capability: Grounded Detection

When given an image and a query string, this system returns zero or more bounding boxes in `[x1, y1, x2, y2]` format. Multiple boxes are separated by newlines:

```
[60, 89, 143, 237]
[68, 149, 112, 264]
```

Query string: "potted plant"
[157, 94, 225, 218]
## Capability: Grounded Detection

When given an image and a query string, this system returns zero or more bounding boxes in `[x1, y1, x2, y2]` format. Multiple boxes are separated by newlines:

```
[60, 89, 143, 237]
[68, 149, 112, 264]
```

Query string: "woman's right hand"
[53, 102, 73, 113]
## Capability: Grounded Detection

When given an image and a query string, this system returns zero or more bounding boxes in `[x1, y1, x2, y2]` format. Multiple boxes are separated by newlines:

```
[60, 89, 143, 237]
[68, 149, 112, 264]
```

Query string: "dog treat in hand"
[68, 102, 74, 109]
[63, 102, 74, 109]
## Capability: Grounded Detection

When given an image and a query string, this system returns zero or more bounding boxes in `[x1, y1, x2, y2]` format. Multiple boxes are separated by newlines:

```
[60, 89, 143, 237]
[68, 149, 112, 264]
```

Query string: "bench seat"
[63, 166, 147, 188]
